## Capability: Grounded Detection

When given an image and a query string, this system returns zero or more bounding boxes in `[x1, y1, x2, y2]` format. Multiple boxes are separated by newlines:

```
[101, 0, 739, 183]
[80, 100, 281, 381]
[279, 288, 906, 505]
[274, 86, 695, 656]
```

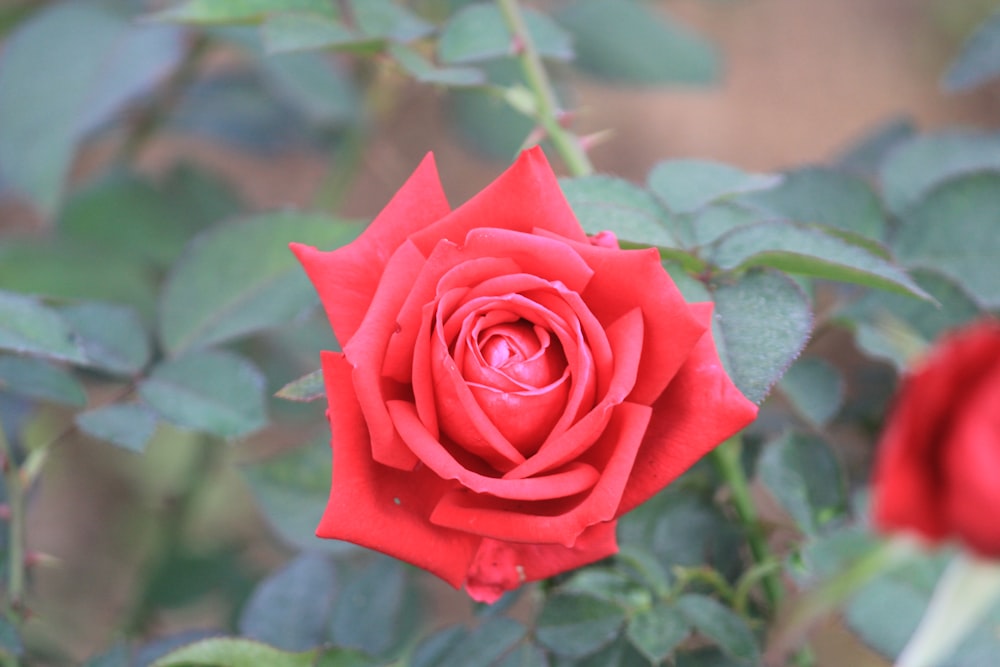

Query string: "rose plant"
[0, 0, 998, 665]
[292, 147, 757, 602]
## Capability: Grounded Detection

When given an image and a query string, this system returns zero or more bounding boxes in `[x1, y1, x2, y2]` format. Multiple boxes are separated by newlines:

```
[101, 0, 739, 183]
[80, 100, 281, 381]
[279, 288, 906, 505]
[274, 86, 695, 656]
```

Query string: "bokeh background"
[1, 0, 999, 664]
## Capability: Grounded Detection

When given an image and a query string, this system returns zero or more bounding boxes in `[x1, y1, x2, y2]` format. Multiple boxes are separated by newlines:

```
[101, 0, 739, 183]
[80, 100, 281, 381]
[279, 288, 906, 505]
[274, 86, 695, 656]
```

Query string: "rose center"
[477, 320, 566, 388]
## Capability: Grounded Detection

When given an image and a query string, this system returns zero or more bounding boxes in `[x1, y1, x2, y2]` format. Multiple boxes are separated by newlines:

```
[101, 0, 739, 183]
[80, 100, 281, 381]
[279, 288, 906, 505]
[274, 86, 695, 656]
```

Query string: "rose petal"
[872, 323, 1000, 543]
[316, 352, 477, 588]
[464, 522, 618, 603]
[343, 240, 429, 470]
[383, 245, 521, 383]
[533, 230, 706, 404]
[291, 153, 449, 345]
[615, 303, 758, 515]
[430, 401, 652, 546]
[407, 147, 588, 256]
[943, 370, 1000, 556]
[505, 307, 644, 480]
[387, 400, 601, 500]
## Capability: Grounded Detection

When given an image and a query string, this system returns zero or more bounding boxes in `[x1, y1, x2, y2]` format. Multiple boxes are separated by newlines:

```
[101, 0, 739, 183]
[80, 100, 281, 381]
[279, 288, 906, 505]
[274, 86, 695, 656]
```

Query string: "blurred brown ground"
[5, 0, 1000, 664]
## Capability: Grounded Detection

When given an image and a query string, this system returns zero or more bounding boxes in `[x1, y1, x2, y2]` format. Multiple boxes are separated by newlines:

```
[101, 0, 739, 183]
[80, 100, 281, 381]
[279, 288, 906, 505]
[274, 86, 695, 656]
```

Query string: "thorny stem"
[711, 437, 784, 611]
[496, 0, 594, 177]
[713, 437, 817, 666]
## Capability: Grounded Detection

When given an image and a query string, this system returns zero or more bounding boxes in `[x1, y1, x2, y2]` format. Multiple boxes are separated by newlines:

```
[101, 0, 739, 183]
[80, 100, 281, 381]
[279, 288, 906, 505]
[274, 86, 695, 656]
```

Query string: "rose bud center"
[461, 316, 570, 457]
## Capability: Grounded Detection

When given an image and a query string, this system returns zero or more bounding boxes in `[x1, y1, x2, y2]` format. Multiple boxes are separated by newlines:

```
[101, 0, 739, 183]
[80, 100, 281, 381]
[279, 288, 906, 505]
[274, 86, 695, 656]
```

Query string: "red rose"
[872, 319, 1000, 557]
[292, 148, 757, 602]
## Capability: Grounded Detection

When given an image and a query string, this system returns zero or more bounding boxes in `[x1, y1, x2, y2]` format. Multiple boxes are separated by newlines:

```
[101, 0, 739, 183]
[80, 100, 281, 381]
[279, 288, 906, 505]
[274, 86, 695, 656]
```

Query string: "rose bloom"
[872, 319, 1000, 557]
[292, 148, 757, 602]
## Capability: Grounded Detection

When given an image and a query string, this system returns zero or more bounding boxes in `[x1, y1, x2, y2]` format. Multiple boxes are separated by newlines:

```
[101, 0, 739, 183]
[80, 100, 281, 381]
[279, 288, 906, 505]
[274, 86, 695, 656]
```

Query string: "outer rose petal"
[317, 352, 478, 588]
[616, 302, 758, 515]
[465, 522, 618, 603]
[534, 229, 706, 405]
[407, 147, 588, 256]
[942, 373, 1000, 556]
[291, 154, 450, 346]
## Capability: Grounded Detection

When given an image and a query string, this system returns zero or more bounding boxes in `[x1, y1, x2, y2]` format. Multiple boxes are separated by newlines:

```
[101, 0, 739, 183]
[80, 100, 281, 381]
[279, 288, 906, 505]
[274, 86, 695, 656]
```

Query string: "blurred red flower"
[873, 319, 1000, 557]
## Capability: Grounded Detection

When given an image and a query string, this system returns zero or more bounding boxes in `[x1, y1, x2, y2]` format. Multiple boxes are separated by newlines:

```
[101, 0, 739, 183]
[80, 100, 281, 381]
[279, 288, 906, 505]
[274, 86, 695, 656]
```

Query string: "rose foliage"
[292, 148, 757, 602]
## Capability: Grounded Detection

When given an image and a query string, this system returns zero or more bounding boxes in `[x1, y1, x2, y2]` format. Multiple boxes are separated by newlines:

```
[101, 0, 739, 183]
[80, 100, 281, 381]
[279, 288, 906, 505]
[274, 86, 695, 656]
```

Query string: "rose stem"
[0, 418, 26, 625]
[711, 436, 784, 611]
[496, 0, 594, 177]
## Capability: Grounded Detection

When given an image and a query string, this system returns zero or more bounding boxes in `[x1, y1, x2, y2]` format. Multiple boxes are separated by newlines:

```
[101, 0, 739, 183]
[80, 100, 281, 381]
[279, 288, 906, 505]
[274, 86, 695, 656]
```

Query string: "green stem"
[496, 0, 594, 177]
[766, 537, 915, 663]
[711, 437, 783, 610]
[0, 422, 25, 621]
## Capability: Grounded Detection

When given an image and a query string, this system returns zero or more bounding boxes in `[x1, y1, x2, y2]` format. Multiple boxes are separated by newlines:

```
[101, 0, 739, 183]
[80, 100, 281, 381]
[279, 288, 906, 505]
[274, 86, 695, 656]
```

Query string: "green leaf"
[438, 3, 572, 65]
[555, 0, 718, 85]
[561, 568, 650, 610]
[313, 647, 385, 667]
[879, 131, 1000, 215]
[239, 552, 337, 651]
[432, 617, 528, 667]
[0, 290, 87, 364]
[0, 2, 182, 216]
[410, 627, 467, 667]
[943, 10, 1000, 92]
[676, 594, 760, 663]
[836, 116, 916, 180]
[617, 489, 743, 581]
[674, 647, 747, 667]
[709, 221, 931, 301]
[242, 435, 351, 553]
[75, 404, 159, 453]
[0, 617, 21, 663]
[535, 593, 627, 658]
[150, 0, 336, 24]
[493, 641, 547, 667]
[710, 270, 813, 404]
[0, 240, 157, 318]
[60, 302, 151, 376]
[757, 432, 846, 536]
[739, 166, 886, 241]
[837, 269, 980, 371]
[139, 349, 267, 438]
[0, 356, 86, 407]
[845, 551, 1000, 666]
[647, 159, 780, 215]
[159, 211, 358, 356]
[448, 57, 535, 159]
[789, 525, 881, 586]
[625, 602, 691, 663]
[352, 0, 433, 42]
[276, 368, 325, 402]
[59, 168, 235, 269]
[388, 44, 486, 88]
[81, 642, 128, 667]
[258, 51, 360, 127]
[261, 12, 363, 53]
[330, 556, 415, 657]
[559, 175, 682, 248]
[553, 636, 649, 667]
[778, 358, 844, 428]
[150, 637, 317, 667]
[895, 555, 1000, 667]
[893, 172, 1000, 309]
